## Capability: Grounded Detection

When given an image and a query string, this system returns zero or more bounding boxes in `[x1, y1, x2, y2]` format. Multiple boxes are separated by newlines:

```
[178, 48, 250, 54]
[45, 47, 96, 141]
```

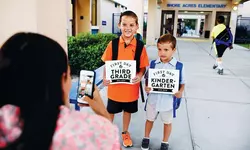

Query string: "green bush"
[68, 33, 117, 75]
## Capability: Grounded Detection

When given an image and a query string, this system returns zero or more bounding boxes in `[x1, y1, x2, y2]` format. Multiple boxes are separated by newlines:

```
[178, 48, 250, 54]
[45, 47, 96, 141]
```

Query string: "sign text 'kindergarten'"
[148, 69, 179, 94]
[105, 60, 136, 84]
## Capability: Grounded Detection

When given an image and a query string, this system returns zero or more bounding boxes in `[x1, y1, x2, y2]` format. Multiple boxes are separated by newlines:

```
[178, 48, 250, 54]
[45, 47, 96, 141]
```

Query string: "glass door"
[161, 10, 175, 35]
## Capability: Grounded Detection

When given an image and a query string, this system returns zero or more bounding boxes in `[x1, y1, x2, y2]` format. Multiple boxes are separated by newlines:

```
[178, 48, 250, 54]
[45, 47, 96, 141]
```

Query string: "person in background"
[211, 15, 233, 75]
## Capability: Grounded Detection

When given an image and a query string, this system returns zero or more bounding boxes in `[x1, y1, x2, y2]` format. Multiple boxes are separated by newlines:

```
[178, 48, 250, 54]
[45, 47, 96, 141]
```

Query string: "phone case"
[77, 70, 96, 104]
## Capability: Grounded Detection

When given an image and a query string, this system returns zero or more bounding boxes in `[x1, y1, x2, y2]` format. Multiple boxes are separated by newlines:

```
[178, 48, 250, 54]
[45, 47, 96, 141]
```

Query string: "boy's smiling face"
[157, 42, 176, 63]
[118, 16, 138, 39]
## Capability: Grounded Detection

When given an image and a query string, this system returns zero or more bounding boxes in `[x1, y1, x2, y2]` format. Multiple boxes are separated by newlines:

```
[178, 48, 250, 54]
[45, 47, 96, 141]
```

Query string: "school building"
[146, 0, 250, 45]
[0, 0, 249, 49]
[69, 0, 145, 37]
[69, 0, 249, 45]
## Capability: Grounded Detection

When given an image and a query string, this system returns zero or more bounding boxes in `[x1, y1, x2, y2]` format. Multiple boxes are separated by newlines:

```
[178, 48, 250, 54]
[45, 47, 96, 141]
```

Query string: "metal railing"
[234, 16, 250, 46]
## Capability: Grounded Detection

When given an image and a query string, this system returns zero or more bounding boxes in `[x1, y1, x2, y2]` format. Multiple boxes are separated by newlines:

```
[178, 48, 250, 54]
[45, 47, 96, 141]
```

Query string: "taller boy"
[102, 11, 149, 147]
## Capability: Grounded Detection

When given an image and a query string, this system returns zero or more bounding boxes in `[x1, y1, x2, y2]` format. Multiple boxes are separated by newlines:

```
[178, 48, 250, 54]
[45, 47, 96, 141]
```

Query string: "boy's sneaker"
[217, 69, 223, 75]
[122, 131, 133, 147]
[160, 142, 169, 150]
[141, 138, 150, 150]
[213, 64, 218, 69]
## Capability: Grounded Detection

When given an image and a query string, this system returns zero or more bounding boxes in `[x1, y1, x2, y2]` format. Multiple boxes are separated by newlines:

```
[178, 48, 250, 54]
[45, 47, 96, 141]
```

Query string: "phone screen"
[77, 70, 95, 104]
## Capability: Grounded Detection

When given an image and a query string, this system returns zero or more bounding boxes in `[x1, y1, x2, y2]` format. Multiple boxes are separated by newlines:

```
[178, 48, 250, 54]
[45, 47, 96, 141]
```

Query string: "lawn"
[237, 44, 250, 49]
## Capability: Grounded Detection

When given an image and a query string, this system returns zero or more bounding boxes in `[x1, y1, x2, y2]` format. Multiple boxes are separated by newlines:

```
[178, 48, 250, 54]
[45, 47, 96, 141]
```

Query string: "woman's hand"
[80, 86, 111, 121]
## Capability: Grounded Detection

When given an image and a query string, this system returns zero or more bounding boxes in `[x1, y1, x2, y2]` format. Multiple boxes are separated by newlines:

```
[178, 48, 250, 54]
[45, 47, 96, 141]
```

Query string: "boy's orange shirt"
[101, 37, 149, 102]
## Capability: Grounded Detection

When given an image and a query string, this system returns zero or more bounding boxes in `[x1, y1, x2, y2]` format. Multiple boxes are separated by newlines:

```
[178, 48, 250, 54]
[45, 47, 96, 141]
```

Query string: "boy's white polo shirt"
[146, 57, 186, 112]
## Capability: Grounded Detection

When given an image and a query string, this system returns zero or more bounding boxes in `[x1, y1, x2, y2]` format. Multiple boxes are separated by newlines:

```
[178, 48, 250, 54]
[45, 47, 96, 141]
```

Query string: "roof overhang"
[232, 0, 249, 4]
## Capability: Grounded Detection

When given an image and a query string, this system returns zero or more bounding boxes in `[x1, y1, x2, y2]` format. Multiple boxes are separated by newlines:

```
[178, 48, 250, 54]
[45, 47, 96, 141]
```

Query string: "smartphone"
[77, 70, 96, 104]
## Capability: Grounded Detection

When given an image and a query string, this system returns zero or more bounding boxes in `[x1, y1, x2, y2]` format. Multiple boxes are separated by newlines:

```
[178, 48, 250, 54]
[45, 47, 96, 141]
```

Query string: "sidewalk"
[98, 38, 250, 150]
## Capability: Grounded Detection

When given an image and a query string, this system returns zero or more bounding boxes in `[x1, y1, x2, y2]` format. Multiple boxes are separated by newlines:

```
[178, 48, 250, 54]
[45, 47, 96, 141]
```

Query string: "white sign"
[105, 60, 136, 84]
[148, 69, 179, 94]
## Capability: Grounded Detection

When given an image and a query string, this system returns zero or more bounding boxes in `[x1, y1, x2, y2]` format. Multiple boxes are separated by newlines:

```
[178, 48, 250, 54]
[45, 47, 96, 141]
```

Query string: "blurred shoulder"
[52, 107, 120, 150]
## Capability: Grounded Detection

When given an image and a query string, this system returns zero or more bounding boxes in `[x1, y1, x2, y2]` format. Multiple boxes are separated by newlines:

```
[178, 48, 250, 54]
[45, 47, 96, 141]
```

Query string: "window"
[91, 0, 97, 26]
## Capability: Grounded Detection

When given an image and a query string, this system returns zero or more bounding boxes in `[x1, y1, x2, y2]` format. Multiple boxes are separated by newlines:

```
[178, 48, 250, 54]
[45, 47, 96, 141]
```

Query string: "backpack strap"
[227, 28, 233, 45]
[173, 61, 183, 118]
[133, 39, 145, 103]
[176, 61, 183, 84]
[150, 60, 156, 69]
[112, 37, 144, 72]
[135, 33, 143, 41]
[134, 39, 144, 73]
[215, 28, 227, 40]
[214, 27, 233, 47]
[144, 60, 156, 111]
[145, 60, 156, 86]
[112, 38, 119, 60]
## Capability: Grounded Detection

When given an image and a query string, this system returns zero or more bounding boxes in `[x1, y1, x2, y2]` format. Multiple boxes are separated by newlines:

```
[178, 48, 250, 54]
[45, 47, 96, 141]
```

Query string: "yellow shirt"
[211, 24, 226, 39]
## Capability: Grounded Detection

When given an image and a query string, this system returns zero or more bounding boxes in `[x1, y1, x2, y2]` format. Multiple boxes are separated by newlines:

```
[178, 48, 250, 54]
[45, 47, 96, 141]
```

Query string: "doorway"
[177, 11, 211, 38]
[161, 10, 175, 35]
[215, 12, 231, 26]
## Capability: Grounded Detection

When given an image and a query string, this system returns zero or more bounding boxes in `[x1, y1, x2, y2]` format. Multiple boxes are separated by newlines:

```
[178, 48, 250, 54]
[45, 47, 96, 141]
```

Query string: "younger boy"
[102, 10, 149, 147]
[141, 34, 185, 150]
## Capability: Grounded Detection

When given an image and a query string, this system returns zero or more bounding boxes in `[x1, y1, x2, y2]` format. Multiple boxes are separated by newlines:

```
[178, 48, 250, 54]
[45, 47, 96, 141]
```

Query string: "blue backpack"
[214, 26, 233, 47]
[145, 60, 183, 118]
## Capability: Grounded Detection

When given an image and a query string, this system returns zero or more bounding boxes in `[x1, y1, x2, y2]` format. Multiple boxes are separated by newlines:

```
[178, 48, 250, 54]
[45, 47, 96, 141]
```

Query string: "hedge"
[68, 33, 117, 75]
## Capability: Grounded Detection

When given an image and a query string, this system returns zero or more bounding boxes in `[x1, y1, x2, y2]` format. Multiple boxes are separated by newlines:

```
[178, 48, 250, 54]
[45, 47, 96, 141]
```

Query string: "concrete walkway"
[95, 38, 250, 150]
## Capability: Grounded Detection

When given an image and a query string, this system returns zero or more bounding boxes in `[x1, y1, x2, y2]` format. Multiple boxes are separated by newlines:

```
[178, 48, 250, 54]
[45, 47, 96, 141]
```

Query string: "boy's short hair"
[119, 11, 138, 25]
[157, 34, 176, 49]
[217, 16, 225, 24]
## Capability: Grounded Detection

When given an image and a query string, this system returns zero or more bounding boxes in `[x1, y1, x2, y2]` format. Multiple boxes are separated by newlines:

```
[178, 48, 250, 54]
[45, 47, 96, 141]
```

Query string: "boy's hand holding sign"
[148, 69, 179, 94]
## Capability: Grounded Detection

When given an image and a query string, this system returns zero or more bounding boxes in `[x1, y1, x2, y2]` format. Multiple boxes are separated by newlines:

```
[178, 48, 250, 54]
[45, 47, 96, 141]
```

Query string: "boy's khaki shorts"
[146, 103, 173, 124]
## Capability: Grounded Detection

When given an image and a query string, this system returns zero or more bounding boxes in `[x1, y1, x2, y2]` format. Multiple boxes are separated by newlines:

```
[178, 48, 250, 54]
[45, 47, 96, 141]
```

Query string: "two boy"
[102, 11, 185, 150]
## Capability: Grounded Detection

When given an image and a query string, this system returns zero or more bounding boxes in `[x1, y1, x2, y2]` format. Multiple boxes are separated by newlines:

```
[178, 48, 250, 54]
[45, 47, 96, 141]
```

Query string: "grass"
[143, 37, 146, 45]
[237, 44, 250, 49]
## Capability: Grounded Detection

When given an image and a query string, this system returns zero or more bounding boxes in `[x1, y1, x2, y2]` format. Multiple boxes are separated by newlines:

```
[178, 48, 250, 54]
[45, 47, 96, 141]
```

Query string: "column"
[75, 0, 91, 33]
[66, 0, 72, 36]
[97, 0, 102, 32]
[155, 6, 161, 38]
[0, 0, 68, 51]
[127, 0, 144, 36]
[204, 14, 209, 31]
[210, 10, 216, 32]
[230, 9, 238, 43]
[196, 17, 201, 35]
[146, 0, 157, 45]
[173, 10, 178, 37]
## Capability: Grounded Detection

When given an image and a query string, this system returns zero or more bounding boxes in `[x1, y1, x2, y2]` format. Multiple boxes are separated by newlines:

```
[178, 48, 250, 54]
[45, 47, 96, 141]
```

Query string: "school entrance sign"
[166, 3, 227, 8]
